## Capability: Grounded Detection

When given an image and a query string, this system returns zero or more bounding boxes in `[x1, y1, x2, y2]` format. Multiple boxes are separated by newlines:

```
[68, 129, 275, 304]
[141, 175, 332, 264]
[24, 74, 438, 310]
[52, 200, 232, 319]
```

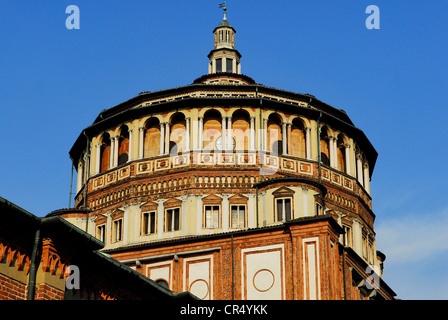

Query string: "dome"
[62, 7, 396, 301]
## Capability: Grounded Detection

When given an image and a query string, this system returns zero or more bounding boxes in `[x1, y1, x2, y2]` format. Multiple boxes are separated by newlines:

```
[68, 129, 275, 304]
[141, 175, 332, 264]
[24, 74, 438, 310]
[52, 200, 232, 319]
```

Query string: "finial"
[219, 2, 227, 20]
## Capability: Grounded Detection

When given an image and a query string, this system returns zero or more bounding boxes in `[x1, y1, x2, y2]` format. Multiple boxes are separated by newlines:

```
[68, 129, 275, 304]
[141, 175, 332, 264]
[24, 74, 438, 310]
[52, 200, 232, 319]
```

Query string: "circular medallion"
[253, 269, 275, 292]
[189, 279, 209, 300]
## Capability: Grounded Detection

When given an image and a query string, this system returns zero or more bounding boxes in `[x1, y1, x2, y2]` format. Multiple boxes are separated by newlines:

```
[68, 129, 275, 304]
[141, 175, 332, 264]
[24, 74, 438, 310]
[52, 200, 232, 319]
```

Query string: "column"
[109, 137, 115, 169]
[95, 143, 101, 174]
[261, 191, 267, 226]
[181, 195, 188, 234]
[263, 119, 268, 152]
[363, 163, 371, 193]
[333, 137, 338, 170]
[123, 208, 128, 245]
[222, 194, 229, 232]
[302, 187, 309, 217]
[134, 204, 140, 242]
[305, 127, 311, 160]
[287, 123, 292, 155]
[76, 161, 83, 193]
[222, 57, 227, 72]
[250, 117, 255, 151]
[185, 117, 190, 152]
[164, 122, 170, 155]
[247, 193, 255, 228]
[105, 212, 112, 246]
[159, 123, 165, 155]
[282, 122, 287, 155]
[198, 117, 204, 151]
[232, 59, 237, 73]
[157, 199, 164, 239]
[329, 136, 335, 168]
[345, 144, 351, 175]
[128, 129, 133, 162]
[196, 195, 203, 234]
[356, 154, 364, 186]
[227, 116, 232, 150]
[113, 135, 119, 167]
[221, 117, 227, 150]
[83, 153, 89, 182]
[139, 127, 145, 159]
[212, 59, 216, 73]
[352, 220, 363, 256]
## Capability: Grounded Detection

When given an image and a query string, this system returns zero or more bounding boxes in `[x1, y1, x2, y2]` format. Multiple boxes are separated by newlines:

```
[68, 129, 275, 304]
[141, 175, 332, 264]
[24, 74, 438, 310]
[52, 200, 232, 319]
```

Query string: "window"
[216, 58, 222, 73]
[96, 224, 106, 242]
[231, 205, 246, 228]
[342, 225, 352, 246]
[315, 202, 323, 216]
[276, 198, 292, 221]
[226, 58, 233, 73]
[113, 219, 123, 242]
[204, 205, 220, 228]
[165, 208, 180, 232]
[142, 212, 156, 235]
[362, 235, 368, 259]
[368, 240, 374, 263]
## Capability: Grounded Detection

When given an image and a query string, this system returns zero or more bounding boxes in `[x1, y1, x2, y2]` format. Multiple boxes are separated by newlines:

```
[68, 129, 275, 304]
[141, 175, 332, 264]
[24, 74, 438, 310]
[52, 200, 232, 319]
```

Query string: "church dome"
[62, 4, 395, 301]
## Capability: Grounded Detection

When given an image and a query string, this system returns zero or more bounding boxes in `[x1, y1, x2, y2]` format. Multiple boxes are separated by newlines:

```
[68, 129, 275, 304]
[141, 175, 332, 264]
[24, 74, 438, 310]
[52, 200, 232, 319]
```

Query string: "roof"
[213, 19, 236, 33]
[0, 196, 198, 300]
[193, 72, 254, 84]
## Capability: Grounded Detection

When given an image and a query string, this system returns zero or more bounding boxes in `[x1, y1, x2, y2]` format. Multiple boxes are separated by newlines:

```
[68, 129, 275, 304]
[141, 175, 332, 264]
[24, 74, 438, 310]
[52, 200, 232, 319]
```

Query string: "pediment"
[164, 198, 182, 209]
[202, 194, 222, 201]
[272, 186, 295, 196]
[229, 194, 248, 201]
[141, 201, 158, 212]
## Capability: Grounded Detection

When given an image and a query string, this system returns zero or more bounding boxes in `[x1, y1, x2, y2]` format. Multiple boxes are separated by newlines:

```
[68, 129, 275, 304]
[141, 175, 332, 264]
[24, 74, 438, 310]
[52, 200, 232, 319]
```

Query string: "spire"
[207, 3, 242, 75]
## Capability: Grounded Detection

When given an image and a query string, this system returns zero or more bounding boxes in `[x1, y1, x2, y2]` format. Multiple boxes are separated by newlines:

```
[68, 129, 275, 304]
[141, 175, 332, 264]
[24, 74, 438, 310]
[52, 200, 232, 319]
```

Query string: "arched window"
[337, 134, 346, 173]
[320, 127, 330, 166]
[170, 113, 186, 155]
[144, 117, 161, 158]
[267, 113, 282, 155]
[290, 118, 306, 158]
[232, 109, 250, 151]
[203, 109, 222, 151]
[100, 133, 111, 173]
[117, 125, 129, 166]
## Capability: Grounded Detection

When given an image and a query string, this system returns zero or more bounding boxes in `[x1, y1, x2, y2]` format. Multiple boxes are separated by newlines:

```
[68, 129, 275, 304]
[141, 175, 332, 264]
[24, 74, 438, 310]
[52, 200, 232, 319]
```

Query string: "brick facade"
[0, 273, 27, 300]
[106, 216, 395, 300]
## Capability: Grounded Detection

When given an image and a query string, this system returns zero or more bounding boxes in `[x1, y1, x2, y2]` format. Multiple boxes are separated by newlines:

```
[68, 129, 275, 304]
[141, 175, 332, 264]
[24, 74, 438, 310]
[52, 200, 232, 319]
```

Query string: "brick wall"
[34, 283, 64, 300]
[0, 273, 27, 300]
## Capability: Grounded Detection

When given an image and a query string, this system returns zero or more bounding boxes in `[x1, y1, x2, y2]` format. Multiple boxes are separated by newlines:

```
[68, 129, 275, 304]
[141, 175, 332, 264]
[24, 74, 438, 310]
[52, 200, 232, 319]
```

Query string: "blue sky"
[1, 1, 447, 300]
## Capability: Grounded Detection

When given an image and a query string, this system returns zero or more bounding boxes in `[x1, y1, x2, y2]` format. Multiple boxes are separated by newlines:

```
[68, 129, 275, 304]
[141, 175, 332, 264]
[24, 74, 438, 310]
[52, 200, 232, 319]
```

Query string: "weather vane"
[219, 2, 227, 20]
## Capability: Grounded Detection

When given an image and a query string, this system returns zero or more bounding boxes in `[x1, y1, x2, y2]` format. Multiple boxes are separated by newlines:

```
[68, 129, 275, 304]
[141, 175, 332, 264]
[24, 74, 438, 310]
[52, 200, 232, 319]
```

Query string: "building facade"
[63, 9, 396, 300]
